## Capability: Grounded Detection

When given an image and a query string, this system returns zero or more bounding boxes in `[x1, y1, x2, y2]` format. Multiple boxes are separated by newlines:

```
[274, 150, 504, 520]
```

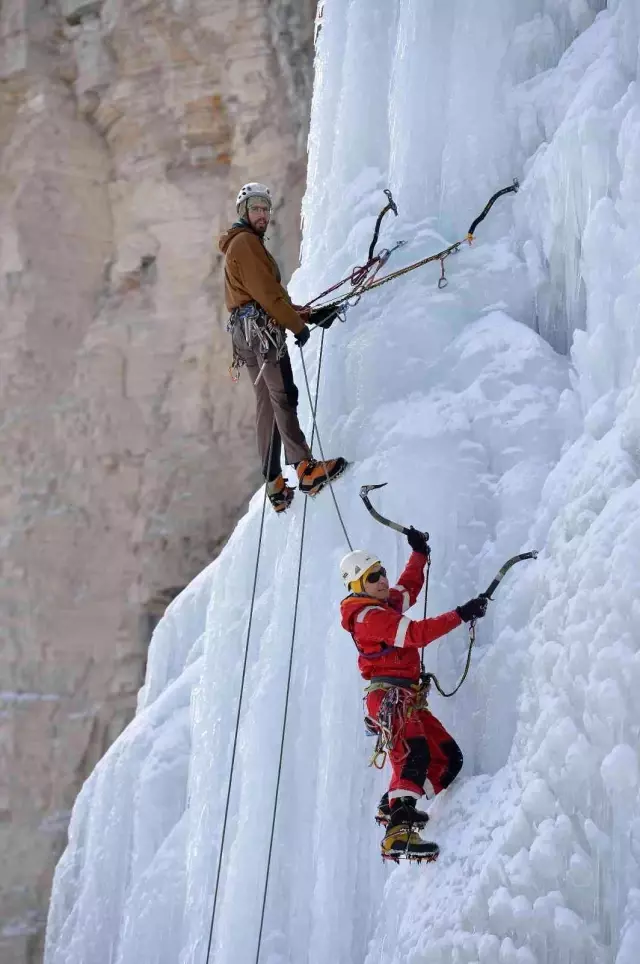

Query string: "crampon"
[380, 823, 439, 864]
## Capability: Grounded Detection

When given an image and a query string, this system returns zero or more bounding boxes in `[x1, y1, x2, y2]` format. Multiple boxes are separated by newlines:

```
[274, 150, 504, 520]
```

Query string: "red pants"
[366, 688, 463, 800]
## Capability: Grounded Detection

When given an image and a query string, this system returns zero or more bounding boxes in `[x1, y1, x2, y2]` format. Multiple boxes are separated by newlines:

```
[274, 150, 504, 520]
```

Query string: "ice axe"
[480, 550, 538, 600]
[367, 189, 399, 262]
[359, 483, 429, 542]
[359, 484, 538, 593]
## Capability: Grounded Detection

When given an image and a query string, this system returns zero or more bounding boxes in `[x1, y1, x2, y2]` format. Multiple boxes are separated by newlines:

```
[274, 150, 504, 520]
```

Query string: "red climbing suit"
[340, 551, 464, 801]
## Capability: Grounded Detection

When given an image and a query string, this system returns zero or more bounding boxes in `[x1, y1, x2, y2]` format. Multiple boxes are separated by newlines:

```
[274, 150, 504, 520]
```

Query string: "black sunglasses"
[365, 567, 387, 584]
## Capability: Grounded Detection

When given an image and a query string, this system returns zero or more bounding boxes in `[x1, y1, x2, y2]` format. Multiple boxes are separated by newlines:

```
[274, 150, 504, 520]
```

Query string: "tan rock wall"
[0, 1, 317, 961]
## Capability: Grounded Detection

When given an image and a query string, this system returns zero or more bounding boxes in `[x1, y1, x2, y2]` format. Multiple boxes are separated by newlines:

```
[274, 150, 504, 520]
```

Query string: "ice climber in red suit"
[340, 528, 487, 859]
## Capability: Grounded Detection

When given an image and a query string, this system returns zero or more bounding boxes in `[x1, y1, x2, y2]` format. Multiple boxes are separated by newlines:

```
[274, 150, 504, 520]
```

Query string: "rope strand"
[424, 621, 477, 699]
[254, 493, 309, 964]
[204, 420, 276, 964]
[254, 327, 330, 963]
[299, 341, 353, 551]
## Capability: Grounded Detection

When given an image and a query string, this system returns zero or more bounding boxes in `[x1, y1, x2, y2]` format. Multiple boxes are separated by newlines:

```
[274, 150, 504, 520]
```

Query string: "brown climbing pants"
[232, 323, 311, 480]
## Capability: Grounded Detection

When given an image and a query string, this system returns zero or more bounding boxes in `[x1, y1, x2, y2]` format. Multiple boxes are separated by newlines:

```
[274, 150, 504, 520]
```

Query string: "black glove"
[456, 596, 488, 622]
[407, 526, 429, 556]
[294, 325, 310, 348]
[310, 304, 339, 330]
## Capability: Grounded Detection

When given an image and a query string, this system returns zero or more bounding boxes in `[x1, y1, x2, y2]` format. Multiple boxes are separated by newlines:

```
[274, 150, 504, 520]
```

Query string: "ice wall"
[45, 2, 640, 963]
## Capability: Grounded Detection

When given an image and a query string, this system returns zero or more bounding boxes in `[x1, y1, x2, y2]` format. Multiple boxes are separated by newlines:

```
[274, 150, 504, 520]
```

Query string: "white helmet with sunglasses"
[340, 550, 384, 591]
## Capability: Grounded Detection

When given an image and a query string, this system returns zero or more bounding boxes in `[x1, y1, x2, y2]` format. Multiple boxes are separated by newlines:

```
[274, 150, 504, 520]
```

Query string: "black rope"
[204, 421, 276, 964]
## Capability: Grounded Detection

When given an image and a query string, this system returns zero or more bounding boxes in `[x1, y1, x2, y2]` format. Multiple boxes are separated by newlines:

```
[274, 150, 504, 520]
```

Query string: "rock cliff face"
[0, 2, 316, 960]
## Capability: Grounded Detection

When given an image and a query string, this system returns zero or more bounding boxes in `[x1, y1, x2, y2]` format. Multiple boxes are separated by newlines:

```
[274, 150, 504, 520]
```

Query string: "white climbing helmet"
[340, 550, 381, 590]
[236, 182, 272, 211]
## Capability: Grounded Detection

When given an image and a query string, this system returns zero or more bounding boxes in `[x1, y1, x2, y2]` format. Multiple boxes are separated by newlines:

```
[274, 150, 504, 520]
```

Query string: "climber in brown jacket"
[219, 182, 347, 512]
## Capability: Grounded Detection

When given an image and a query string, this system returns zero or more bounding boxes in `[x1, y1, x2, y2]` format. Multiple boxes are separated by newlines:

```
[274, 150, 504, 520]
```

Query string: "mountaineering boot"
[381, 824, 439, 861]
[380, 797, 439, 862]
[296, 457, 348, 497]
[266, 474, 295, 514]
[375, 791, 429, 828]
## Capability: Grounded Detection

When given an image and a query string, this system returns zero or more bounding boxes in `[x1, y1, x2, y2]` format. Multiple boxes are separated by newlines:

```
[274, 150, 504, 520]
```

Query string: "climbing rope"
[254, 484, 309, 964]
[254, 330, 348, 963]
[204, 420, 277, 964]
[299, 336, 354, 551]
[206, 330, 352, 964]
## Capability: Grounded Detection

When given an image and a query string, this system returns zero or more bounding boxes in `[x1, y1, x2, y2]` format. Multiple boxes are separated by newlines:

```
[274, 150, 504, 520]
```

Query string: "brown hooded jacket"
[218, 225, 305, 334]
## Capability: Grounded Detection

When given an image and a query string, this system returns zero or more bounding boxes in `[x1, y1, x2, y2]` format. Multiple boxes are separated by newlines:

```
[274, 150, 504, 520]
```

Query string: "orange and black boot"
[296, 457, 348, 497]
[266, 474, 295, 514]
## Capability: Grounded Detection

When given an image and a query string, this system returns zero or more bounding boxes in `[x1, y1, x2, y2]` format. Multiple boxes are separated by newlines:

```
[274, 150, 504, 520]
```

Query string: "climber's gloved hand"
[294, 305, 311, 322]
[310, 304, 339, 330]
[455, 595, 488, 623]
[407, 526, 430, 557]
[295, 325, 310, 349]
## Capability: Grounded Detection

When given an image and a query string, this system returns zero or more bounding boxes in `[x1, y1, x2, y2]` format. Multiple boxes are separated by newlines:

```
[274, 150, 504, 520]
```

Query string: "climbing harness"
[359, 481, 537, 701]
[227, 301, 287, 384]
[313, 179, 520, 313]
[365, 677, 430, 770]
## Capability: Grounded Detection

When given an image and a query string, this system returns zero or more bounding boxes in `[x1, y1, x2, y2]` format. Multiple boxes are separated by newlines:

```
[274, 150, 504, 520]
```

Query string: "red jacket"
[340, 551, 462, 682]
